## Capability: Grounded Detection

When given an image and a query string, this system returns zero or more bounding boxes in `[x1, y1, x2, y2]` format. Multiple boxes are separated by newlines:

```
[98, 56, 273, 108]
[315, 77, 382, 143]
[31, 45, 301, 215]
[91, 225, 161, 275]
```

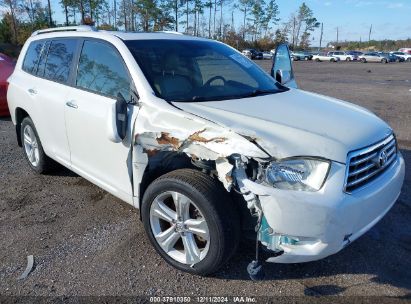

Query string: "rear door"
[24, 38, 78, 165]
[64, 39, 135, 203]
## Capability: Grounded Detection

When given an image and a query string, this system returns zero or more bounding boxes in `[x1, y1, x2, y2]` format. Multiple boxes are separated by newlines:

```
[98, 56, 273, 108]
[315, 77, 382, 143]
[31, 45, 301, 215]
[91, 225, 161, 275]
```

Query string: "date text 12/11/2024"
[149, 296, 257, 303]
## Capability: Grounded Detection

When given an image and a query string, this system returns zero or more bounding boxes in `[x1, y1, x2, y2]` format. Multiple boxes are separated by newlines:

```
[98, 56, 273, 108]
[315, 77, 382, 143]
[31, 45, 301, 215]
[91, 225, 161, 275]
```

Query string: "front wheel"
[361, 58, 367, 63]
[141, 169, 240, 275]
[382, 58, 387, 64]
[346, 57, 351, 62]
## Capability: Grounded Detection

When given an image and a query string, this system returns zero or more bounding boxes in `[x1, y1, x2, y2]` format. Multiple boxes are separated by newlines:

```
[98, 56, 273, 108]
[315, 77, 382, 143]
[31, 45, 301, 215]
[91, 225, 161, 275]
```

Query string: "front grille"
[344, 134, 397, 193]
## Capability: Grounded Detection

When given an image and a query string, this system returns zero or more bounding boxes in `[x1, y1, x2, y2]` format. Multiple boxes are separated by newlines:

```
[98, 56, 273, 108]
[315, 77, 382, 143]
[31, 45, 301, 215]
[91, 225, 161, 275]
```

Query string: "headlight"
[265, 158, 330, 191]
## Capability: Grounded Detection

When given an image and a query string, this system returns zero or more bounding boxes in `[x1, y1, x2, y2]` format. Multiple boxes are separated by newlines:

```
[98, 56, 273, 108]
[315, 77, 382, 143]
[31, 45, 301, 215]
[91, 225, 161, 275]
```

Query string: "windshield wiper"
[170, 89, 282, 103]
[247, 89, 279, 97]
[170, 96, 211, 102]
[171, 95, 233, 103]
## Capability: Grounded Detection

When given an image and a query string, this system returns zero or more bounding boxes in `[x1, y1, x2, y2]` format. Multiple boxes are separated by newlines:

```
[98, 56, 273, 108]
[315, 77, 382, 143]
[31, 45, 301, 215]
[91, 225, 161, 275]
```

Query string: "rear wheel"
[382, 58, 387, 64]
[331, 58, 336, 62]
[21, 117, 57, 174]
[141, 169, 240, 275]
[407, 58, 411, 62]
[346, 57, 351, 62]
[361, 58, 367, 63]
[315, 58, 320, 62]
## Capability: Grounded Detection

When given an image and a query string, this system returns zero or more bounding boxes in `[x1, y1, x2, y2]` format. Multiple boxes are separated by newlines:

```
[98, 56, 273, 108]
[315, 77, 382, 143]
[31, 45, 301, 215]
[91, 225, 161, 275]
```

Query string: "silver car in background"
[359, 52, 389, 63]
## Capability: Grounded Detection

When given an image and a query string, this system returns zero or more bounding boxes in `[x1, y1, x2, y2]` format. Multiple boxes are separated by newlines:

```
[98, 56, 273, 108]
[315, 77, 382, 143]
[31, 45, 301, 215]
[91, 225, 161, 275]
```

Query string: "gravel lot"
[1, 61, 410, 301]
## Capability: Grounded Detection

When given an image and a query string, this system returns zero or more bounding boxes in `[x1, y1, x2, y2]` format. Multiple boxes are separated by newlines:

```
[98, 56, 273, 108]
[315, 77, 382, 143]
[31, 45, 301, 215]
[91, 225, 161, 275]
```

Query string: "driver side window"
[76, 40, 131, 100]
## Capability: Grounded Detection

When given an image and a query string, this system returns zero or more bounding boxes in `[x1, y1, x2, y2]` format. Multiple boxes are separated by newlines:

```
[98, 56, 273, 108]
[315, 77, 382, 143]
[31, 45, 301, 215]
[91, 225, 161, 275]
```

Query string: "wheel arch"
[136, 151, 254, 233]
[15, 107, 30, 147]
[138, 151, 215, 211]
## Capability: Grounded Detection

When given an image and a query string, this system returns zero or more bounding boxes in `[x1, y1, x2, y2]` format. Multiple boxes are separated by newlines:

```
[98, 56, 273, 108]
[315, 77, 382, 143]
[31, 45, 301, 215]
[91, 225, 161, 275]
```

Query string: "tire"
[141, 169, 241, 276]
[21, 117, 57, 174]
[315, 58, 320, 62]
[346, 57, 351, 62]
[331, 58, 335, 62]
[361, 58, 366, 63]
[382, 58, 387, 64]
[407, 58, 411, 62]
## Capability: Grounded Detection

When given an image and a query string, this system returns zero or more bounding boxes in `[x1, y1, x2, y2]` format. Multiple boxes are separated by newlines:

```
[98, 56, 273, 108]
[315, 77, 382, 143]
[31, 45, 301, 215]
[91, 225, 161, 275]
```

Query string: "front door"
[64, 39, 136, 203]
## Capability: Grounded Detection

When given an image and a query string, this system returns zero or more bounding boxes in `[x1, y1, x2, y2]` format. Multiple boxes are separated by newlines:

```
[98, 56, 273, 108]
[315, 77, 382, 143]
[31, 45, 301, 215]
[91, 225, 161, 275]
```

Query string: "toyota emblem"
[378, 149, 388, 168]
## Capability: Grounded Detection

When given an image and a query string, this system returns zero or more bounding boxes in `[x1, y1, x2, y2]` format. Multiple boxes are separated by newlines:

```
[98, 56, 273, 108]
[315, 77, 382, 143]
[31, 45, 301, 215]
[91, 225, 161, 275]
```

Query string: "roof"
[30, 26, 208, 42]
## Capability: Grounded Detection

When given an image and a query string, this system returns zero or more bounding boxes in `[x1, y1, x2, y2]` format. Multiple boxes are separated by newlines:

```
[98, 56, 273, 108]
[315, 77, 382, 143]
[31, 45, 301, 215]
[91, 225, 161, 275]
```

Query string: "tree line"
[0, 0, 320, 52]
[329, 39, 411, 52]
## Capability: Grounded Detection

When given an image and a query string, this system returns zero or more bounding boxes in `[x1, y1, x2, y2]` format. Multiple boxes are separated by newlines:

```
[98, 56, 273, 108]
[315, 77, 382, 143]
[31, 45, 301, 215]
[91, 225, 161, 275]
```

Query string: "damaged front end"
[130, 101, 348, 278]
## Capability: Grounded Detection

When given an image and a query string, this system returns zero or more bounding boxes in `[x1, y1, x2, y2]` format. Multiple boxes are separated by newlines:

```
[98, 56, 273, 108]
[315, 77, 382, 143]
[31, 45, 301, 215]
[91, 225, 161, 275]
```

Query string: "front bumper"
[243, 153, 405, 263]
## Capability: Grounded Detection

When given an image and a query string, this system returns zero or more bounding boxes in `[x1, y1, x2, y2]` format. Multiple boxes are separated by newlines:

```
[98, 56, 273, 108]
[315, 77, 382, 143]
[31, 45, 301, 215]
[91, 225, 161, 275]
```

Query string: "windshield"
[125, 39, 286, 102]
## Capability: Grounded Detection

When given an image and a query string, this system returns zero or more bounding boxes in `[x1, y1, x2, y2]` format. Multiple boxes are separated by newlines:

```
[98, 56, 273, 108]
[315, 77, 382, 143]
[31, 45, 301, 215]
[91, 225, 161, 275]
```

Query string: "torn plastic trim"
[18, 255, 34, 280]
[231, 154, 299, 256]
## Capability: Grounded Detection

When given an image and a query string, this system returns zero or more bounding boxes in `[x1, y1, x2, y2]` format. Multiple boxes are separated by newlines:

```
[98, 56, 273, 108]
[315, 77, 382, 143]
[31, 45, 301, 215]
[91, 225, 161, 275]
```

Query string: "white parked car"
[328, 51, 357, 61]
[7, 27, 405, 277]
[312, 52, 340, 62]
[262, 52, 273, 60]
[390, 51, 411, 62]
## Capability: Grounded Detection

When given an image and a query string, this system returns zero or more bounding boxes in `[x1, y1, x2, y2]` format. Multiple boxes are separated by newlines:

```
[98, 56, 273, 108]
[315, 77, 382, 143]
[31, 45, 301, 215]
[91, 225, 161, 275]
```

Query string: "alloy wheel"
[149, 191, 210, 265]
[23, 125, 40, 167]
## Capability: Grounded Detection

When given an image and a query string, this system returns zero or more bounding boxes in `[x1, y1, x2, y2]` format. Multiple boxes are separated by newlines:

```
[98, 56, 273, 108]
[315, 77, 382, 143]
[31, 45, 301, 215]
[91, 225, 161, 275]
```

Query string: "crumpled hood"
[173, 89, 392, 163]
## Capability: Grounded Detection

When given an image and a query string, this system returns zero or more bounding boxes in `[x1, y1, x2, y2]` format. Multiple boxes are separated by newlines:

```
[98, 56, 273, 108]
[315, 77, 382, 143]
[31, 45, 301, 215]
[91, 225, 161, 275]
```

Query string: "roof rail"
[156, 31, 184, 35]
[31, 25, 97, 37]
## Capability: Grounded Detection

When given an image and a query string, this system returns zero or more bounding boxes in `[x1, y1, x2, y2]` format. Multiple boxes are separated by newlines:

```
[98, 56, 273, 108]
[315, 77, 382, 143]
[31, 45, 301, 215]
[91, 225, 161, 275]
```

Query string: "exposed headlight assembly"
[265, 158, 330, 192]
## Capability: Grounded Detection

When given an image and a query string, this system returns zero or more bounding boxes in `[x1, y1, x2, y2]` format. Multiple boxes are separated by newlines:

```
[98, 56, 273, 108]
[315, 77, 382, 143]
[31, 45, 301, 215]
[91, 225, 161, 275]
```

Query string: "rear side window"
[22, 41, 44, 74]
[44, 39, 77, 83]
[36, 40, 51, 77]
[76, 40, 131, 100]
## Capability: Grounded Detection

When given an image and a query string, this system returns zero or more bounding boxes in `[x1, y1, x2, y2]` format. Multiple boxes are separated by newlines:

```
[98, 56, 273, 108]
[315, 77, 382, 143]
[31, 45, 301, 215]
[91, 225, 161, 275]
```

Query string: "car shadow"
[0, 116, 11, 121]
[48, 166, 79, 177]
[213, 148, 411, 296]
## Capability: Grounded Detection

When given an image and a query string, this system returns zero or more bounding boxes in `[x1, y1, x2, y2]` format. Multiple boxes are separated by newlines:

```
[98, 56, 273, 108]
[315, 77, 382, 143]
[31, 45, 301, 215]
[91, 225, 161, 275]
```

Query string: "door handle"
[28, 88, 37, 95]
[66, 101, 78, 109]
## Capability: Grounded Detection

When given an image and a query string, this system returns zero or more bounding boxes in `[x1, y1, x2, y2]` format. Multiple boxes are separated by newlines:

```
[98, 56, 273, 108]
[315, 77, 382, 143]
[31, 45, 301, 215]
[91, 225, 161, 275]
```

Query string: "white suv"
[7, 27, 405, 277]
[328, 51, 356, 61]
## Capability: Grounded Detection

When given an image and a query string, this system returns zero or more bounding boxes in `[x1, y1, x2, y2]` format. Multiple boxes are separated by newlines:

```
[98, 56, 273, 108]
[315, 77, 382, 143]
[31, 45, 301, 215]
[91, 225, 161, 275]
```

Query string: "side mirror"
[107, 93, 128, 143]
[271, 44, 298, 89]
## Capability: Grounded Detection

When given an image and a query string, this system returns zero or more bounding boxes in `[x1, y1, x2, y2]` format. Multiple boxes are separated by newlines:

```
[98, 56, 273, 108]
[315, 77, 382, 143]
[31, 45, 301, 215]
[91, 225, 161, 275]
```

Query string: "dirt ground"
[0, 60, 410, 301]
